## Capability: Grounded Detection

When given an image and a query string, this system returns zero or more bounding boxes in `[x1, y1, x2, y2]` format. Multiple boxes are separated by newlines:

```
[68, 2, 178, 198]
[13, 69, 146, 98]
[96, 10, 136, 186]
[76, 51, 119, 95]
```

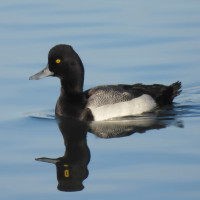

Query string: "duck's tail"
[170, 81, 182, 99]
[154, 81, 182, 106]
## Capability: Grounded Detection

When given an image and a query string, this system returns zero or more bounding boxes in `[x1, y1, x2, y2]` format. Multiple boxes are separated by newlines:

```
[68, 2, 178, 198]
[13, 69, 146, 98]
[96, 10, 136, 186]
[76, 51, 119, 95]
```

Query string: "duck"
[29, 44, 182, 121]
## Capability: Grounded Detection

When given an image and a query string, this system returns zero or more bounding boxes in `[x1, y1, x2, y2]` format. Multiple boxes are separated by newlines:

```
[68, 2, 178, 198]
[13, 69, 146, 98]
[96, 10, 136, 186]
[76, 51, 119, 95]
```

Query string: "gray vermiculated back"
[86, 85, 135, 108]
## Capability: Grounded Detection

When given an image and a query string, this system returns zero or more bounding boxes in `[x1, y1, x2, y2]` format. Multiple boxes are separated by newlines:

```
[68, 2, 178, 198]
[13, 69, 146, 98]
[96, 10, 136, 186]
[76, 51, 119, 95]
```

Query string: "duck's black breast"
[55, 90, 94, 121]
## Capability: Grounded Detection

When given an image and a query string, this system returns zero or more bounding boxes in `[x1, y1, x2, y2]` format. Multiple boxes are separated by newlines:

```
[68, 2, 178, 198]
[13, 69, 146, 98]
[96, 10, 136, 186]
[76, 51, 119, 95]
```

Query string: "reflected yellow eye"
[55, 59, 61, 64]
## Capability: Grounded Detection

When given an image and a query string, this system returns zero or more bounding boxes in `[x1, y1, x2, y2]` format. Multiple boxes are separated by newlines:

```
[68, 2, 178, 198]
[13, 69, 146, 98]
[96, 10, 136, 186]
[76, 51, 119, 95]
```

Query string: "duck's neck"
[60, 79, 84, 100]
[55, 79, 86, 118]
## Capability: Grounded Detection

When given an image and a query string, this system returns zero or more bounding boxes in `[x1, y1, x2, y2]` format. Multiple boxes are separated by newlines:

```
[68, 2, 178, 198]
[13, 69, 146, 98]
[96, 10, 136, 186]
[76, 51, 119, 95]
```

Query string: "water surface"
[0, 0, 200, 199]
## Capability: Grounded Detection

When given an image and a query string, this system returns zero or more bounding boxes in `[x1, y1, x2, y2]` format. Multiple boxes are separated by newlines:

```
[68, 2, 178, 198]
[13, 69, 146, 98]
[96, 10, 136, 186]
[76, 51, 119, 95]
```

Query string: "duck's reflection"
[36, 110, 183, 192]
[36, 118, 90, 192]
[88, 110, 183, 138]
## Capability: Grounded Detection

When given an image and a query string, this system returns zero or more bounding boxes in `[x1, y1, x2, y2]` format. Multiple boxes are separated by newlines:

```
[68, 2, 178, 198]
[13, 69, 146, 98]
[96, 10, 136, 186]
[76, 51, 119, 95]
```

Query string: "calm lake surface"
[0, 0, 200, 199]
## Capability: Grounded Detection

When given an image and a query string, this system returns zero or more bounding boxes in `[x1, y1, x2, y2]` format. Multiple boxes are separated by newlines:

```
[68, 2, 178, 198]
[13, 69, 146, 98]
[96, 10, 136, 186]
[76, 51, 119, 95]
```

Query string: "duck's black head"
[30, 44, 84, 92]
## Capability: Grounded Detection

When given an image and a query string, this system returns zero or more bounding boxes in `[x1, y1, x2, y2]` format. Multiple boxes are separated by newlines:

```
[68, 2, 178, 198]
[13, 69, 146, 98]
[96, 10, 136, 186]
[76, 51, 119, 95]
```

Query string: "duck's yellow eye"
[56, 59, 61, 64]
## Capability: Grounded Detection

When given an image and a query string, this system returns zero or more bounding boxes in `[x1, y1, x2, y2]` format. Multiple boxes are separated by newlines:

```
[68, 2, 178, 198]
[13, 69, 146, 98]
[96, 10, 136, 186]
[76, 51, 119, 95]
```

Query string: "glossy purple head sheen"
[29, 44, 85, 92]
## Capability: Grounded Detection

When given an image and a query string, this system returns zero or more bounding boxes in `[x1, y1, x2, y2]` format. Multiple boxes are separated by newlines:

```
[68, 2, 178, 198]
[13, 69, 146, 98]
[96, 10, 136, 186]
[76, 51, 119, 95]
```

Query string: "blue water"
[1, 0, 200, 199]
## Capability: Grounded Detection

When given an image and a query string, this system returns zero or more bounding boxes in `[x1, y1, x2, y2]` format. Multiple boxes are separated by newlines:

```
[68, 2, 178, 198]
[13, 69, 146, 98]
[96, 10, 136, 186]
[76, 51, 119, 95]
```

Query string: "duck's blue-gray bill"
[29, 64, 54, 80]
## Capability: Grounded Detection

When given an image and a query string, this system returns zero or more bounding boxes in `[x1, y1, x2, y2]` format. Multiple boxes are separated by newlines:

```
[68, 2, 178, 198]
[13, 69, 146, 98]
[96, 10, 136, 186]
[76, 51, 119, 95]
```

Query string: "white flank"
[89, 94, 157, 121]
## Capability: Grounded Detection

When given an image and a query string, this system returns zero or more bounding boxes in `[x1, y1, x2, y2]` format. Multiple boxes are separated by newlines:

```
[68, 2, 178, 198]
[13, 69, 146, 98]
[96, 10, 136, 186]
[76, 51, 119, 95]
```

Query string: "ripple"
[25, 110, 55, 120]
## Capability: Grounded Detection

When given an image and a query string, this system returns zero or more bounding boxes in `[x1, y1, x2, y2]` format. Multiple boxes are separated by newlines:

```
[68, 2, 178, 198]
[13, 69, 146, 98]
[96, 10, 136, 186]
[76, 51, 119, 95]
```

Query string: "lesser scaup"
[29, 44, 182, 121]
